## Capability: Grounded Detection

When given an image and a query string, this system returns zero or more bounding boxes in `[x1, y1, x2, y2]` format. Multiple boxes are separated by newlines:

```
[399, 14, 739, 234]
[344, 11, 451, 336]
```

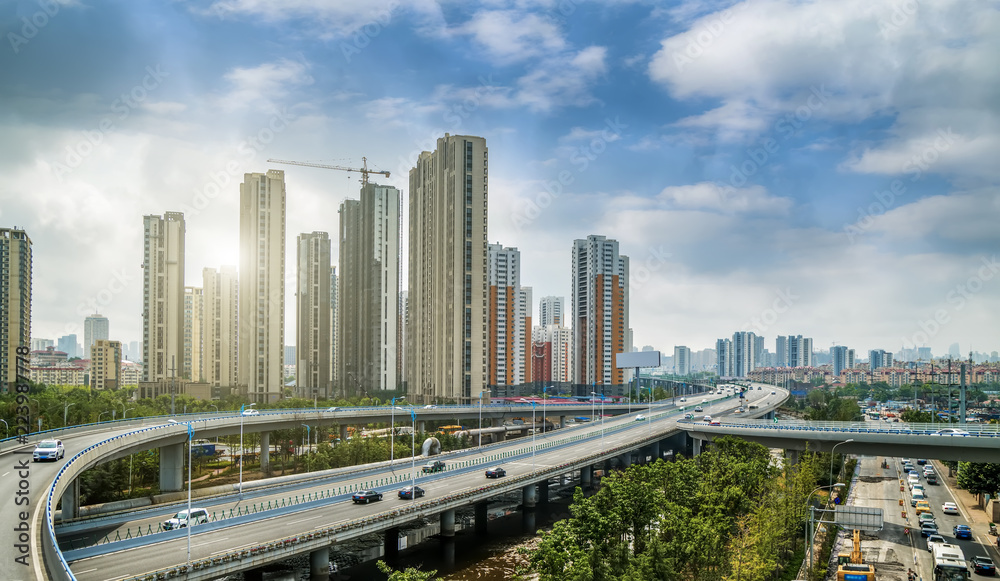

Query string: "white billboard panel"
[615, 351, 662, 369]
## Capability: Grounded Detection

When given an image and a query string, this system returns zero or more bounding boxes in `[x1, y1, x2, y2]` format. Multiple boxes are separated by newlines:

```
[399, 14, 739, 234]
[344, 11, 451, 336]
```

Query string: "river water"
[230, 475, 585, 581]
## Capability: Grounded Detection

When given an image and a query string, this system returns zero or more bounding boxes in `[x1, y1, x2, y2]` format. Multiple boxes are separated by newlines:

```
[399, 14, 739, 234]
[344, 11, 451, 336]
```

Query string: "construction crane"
[267, 157, 389, 186]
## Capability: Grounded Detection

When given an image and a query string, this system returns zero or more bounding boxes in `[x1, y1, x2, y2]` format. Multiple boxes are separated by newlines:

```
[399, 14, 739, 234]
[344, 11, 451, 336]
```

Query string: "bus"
[932, 543, 969, 581]
[435, 425, 465, 436]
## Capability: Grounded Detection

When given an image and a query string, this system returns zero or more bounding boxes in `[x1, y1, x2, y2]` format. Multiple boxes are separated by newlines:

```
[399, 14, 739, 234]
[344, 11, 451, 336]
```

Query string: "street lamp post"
[590, 392, 596, 424]
[0, 419, 8, 438]
[390, 396, 405, 467]
[98, 410, 113, 423]
[542, 386, 551, 435]
[478, 390, 488, 448]
[806, 483, 845, 574]
[301, 424, 311, 473]
[531, 401, 537, 471]
[123, 406, 135, 420]
[63, 403, 76, 427]
[238, 403, 255, 495]
[409, 409, 416, 497]
[829, 439, 855, 485]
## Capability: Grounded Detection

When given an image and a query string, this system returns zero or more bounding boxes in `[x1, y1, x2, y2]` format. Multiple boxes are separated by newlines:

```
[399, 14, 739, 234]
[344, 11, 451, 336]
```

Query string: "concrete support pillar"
[159, 442, 184, 492]
[440, 509, 456, 537]
[60, 478, 80, 520]
[339, 424, 348, 443]
[559, 415, 566, 429]
[475, 501, 488, 535]
[522, 484, 537, 508]
[619, 452, 632, 469]
[244, 569, 264, 581]
[692, 437, 704, 457]
[785, 449, 800, 466]
[580, 465, 593, 488]
[309, 546, 330, 580]
[384, 527, 400, 559]
[418, 421, 426, 434]
[538, 480, 549, 504]
[260, 431, 270, 473]
[649, 440, 661, 463]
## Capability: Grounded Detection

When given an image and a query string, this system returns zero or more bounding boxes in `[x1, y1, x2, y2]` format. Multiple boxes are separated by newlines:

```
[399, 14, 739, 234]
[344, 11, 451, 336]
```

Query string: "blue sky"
[2, 0, 998, 359]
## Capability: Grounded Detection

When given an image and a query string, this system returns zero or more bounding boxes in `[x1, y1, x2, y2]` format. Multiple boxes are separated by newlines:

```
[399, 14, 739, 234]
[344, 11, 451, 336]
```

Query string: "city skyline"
[3, 1, 998, 358]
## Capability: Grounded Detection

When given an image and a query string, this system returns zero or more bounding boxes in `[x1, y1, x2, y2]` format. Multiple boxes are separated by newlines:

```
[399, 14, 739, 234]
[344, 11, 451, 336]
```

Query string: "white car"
[931, 428, 969, 436]
[907, 473, 920, 487]
[770, 391, 776, 395]
[941, 502, 959, 515]
[424, 405, 438, 409]
[702, 415, 713, 422]
[679, 397, 687, 402]
[33, 439, 65, 462]
[926, 534, 946, 552]
[163, 507, 209, 530]
[326, 407, 338, 412]
[241, 408, 259, 416]
[635, 414, 646, 421]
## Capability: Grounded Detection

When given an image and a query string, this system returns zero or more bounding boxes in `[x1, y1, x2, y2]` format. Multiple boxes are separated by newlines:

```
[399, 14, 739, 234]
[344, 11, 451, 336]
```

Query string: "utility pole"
[169, 356, 177, 415]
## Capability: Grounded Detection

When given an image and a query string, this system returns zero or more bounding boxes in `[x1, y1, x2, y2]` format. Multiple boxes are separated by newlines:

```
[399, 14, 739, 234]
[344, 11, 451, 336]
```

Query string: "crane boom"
[267, 157, 390, 186]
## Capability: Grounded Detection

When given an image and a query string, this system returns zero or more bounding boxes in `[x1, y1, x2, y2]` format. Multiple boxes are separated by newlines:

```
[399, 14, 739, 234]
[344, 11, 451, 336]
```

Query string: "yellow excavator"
[836, 529, 876, 580]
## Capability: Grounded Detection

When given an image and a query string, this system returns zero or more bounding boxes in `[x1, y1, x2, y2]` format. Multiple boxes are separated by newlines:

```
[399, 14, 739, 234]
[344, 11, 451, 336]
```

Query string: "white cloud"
[142, 101, 187, 115]
[218, 58, 314, 112]
[515, 46, 607, 112]
[460, 10, 566, 64]
[656, 182, 793, 215]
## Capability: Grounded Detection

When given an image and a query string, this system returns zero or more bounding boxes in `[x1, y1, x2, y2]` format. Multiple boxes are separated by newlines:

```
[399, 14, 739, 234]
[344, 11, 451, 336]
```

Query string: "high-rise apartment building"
[571, 235, 629, 386]
[716, 338, 733, 377]
[239, 171, 286, 403]
[338, 183, 401, 396]
[732, 331, 757, 377]
[330, 267, 339, 389]
[1, 228, 31, 389]
[775, 335, 788, 367]
[487, 244, 529, 387]
[57, 334, 78, 359]
[407, 134, 488, 404]
[869, 349, 893, 370]
[31, 338, 53, 351]
[142, 212, 186, 381]
[296, 232, 332, 399]
[674, 345, 691, 376]
[832, 345, 851, 377]
[520, 286, 532, 385]
[90, 339, 121, 390]
[84, 313, 110, 360]
[202, 266, 239, 388]
[183, 287, 203, 381]
[532, 324, 572, 383]
[780, 335, 813, 367]
[538, 296, 564, 326]
[397, 289, 406, 390]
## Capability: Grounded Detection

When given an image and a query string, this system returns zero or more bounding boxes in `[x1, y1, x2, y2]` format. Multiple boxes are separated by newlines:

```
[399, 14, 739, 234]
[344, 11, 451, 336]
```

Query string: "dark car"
[398, 485, 425, 500]
[422, 460, 446, 473]
[485, 466, 506, 478]
[971, 556, 996, 575]
[920, 521, 938, 537]
[917, 459, 927, 465]
[352, 490, 383, 504]
[953, 524, 973, 539]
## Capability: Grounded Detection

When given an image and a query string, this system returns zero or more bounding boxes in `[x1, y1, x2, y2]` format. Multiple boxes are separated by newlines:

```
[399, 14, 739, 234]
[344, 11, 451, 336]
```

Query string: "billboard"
[615, 351, 662, 369]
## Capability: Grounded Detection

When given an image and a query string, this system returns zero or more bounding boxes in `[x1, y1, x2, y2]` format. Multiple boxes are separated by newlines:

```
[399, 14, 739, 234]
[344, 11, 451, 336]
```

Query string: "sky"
[2, 0, 999, 360]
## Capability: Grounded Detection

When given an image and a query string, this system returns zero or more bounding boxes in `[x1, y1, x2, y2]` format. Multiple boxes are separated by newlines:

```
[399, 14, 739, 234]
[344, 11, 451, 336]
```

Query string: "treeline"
[523, 436, 823, 581]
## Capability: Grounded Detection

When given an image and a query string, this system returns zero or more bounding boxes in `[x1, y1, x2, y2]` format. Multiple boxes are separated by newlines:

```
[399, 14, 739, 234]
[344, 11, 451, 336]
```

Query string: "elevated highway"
[9, 385, 778, 580]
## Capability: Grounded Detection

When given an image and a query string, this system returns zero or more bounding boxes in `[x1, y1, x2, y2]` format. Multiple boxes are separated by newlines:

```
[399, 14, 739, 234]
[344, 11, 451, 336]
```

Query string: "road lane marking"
[192, 537, 227, 548]
[76, 568, 98, 574]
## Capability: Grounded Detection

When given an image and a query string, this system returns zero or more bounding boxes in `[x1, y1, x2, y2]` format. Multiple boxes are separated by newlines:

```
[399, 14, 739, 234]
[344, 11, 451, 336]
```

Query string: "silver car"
[33, 439, 65, 461]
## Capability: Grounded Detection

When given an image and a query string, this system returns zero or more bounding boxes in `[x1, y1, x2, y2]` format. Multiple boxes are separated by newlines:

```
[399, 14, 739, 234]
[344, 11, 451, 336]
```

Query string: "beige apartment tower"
[1, 228, 31, 390]
[296, 232, 331, 399]
[407, 134, 488, 404]
[487, 244, 530, 387]
[202, 266, 239, 388]
[572, 235, 629, 386]
[90, 339, 121, 390]
[142, 212, 186, 382]
[183, 287, 204, 381]
[239, 170, 286, 403]
[338, 183, 400, 397]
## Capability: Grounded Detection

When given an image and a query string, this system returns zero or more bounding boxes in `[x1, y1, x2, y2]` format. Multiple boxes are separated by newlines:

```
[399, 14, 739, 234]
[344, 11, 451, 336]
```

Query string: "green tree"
[957, 462, 1000, 497]
[375, 560, 440, 581]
